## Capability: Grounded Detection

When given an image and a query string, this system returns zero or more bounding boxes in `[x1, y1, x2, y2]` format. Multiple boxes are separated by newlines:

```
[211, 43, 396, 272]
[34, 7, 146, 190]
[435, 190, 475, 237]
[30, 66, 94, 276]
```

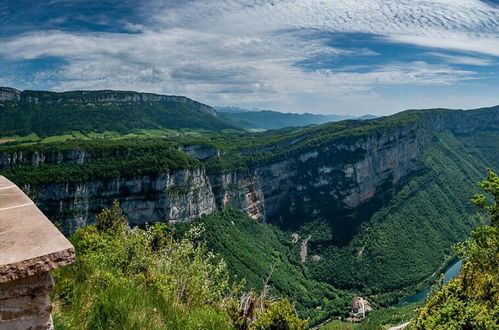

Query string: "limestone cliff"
[208, 108, 499, 234]
[1, 107, 497, 235]
[210, 121, 427, 232]
[21, 168, 215, 234]
[18, 89, 218, 116]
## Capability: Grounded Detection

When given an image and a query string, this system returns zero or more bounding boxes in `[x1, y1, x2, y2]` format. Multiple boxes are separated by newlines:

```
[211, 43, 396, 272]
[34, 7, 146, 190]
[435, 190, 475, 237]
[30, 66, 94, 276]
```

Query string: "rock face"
[209, 108, 499, 236]
[22, 168, 216, 233]
[210, 172, 265, 220]
[0, 87, 21, 102]
[211, 121, 427, 234]
[0, 150, 91, 169]
[2, 108, 498, 234]
[16, 89, 218, 116]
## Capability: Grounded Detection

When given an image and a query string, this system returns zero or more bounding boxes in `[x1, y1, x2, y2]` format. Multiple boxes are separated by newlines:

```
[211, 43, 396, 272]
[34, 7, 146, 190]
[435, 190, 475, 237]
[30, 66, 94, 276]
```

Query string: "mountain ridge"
[0, 86, 238, 136]
[216, 106, 378, 130]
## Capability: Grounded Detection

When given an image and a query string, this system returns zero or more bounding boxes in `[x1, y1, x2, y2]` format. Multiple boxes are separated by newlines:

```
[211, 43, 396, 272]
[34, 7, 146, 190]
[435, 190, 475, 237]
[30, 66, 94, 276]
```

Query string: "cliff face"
[21, 168, 215, 234]
[0, 87, 21, 102]
[16, 89, 218, 116]
[2, 108, 498, 234]
[211, 109, 499, 229]
[210, 121, 427, 235]
[0, 150, 91, 169]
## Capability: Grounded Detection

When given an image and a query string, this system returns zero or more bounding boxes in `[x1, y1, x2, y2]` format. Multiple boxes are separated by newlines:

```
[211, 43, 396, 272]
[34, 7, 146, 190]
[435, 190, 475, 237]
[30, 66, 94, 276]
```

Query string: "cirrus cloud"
[0, 0, 498, 115]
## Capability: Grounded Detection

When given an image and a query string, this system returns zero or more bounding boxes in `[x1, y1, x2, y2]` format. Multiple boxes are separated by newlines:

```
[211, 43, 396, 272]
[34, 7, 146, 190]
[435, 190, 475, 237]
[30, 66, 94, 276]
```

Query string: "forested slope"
[307, 130, 499, 299]
[0, 87, 238, 136]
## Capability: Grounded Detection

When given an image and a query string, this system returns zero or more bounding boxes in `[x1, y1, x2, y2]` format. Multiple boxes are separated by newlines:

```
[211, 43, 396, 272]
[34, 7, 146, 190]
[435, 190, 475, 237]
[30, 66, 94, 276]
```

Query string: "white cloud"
[426, 52, 494, 66]
[1, 0, 498, 114]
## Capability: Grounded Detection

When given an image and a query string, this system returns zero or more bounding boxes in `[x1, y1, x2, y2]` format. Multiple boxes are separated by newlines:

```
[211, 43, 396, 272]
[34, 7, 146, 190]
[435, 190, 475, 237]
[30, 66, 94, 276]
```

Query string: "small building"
[351, 296, 373, 319]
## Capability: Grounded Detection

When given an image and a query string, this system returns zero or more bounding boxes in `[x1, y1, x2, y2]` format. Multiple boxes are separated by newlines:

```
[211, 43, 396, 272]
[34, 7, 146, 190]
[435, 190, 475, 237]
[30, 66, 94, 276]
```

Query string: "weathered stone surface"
[0, 87, 21, 102]
[21, 168, 216, 234]
[0, 177, 75, 283]
[0, 292, 52, 321]
[0, 273, 54, 330]
[0, 272, 53, 300]
[0, 316, 54, 330]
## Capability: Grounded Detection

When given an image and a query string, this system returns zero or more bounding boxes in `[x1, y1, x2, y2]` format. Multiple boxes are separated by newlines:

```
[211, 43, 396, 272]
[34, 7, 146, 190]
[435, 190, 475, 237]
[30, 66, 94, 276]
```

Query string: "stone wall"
[0, 176, 75, 330]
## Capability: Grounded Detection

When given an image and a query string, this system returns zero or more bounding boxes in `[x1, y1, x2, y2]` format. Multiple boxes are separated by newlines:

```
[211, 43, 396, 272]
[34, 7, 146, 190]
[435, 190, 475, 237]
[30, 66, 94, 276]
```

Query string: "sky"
[0, 0, 499, 115]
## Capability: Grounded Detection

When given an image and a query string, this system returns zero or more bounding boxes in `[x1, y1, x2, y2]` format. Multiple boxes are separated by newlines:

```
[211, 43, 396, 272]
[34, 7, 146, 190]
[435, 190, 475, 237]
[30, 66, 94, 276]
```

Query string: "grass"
[2, 128, 214, 147]
[42, 134, 75, 143]
[322, 319, 359, 329]
[322, 303, 419, 329]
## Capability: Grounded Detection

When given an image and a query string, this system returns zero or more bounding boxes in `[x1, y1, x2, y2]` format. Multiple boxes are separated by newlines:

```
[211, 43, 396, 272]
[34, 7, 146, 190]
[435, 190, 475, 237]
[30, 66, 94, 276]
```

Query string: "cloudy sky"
[1, 0, 498, 115]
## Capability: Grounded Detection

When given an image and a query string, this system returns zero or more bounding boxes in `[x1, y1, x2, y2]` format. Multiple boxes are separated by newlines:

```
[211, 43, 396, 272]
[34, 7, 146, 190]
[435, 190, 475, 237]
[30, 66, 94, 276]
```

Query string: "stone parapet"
[0, 176, 75, 329]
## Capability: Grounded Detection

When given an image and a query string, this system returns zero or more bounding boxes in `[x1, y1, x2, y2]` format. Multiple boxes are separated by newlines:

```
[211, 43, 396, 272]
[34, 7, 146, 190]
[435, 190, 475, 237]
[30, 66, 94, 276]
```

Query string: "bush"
[52, 202, 307, 329]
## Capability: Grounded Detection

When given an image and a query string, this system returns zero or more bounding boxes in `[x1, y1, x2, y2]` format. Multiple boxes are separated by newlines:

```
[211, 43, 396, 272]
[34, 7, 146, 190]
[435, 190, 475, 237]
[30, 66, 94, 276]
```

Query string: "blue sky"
[1, 0, 499, 115]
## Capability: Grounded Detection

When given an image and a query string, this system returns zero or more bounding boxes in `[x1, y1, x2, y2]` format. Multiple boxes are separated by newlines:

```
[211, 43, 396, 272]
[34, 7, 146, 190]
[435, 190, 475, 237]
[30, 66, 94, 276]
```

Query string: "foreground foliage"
[52, 202, 306, 329]
[414, 170, 499, 329]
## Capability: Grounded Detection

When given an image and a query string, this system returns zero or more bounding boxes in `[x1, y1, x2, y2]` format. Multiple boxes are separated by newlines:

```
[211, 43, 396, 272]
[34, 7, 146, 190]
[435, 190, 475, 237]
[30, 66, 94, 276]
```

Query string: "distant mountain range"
[0, 87, 379, 138]
[216, 106, 377, 130]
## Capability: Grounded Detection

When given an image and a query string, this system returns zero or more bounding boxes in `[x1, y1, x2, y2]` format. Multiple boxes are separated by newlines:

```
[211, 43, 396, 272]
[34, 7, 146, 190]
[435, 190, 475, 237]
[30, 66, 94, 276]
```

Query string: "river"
[398, 259, 463, 305]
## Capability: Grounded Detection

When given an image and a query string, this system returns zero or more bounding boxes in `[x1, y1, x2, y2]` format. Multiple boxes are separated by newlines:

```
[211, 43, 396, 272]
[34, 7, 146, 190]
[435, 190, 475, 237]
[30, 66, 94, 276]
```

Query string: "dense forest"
[0, 89, 238, 137]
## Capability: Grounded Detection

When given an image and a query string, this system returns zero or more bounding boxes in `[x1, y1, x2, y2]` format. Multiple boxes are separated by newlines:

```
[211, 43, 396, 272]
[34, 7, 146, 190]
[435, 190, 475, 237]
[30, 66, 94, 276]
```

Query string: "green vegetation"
[322, 303, 420, 329]
[306, 130, 499, 302]
[221, 110, 352, 130]
[414, 170, 499, 329]
[1, 106, 496, 328]
[52, 202, 307, 329]
[1, 140, 201, 185]
[358, 303, 419, 329]
[183, 208, 353, 324]
[0, 90, 237, 137]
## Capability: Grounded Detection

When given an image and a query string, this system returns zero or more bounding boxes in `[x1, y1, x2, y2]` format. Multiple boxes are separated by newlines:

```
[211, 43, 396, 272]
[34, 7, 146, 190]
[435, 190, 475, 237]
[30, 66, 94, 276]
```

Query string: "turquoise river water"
[398, 259, 463, 305]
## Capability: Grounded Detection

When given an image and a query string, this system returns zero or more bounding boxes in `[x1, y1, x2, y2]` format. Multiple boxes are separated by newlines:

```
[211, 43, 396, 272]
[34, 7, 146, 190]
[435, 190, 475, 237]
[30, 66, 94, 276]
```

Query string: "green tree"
[414, 170, 499, 329]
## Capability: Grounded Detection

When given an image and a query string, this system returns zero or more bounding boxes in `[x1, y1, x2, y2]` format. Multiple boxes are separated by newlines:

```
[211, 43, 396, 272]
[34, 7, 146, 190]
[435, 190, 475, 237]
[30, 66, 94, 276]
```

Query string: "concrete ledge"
[0, 176, 75, 283]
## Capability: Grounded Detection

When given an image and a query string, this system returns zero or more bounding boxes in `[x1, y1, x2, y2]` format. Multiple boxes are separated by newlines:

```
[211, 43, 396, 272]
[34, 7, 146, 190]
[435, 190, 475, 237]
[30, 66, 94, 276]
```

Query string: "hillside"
[0, 105, 498, 323]
[0, 87, 238, 137]
[218, 108, 376, 130]
[415, 170, 499, 328]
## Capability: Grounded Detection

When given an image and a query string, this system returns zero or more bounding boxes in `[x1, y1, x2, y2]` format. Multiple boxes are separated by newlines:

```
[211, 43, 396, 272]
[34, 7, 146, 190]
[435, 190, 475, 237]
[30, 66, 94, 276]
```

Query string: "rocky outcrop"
[209, 121, 426, 232]
[16, 89, 218, 116]
[209, 172, 265, 220]
[23, 168, 215, 233]
[207, 108, 498, 232]
[0, 150, 91, 169]
[0, 87, 21, 102]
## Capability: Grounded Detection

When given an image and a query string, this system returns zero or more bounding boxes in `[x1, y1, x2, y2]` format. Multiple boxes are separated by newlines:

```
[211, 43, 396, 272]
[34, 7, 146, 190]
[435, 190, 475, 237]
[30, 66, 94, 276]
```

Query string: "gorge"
[1, 89, 498, 325]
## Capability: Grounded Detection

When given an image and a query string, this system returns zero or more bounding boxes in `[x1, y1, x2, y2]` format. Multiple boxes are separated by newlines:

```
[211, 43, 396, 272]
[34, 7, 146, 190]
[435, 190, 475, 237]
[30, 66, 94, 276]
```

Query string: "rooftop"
[0, 176, 75, 283]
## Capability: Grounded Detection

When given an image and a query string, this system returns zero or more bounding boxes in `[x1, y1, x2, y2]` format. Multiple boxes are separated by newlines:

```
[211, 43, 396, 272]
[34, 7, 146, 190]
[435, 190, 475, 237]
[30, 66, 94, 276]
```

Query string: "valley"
[0, 88, 498, 327]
